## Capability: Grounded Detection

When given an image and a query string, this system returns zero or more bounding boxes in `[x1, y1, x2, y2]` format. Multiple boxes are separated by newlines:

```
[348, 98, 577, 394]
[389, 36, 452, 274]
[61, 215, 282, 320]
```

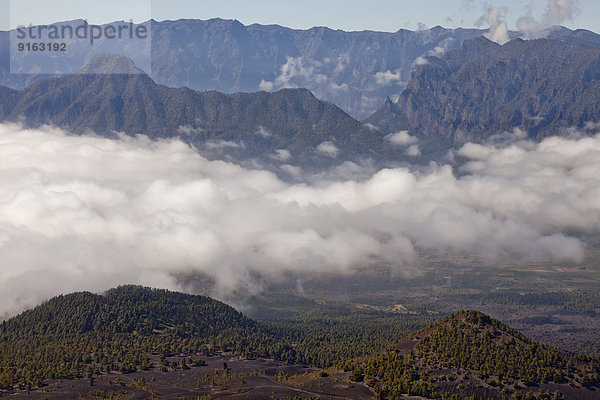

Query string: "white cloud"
[279, 164, 302, 177]
[374, 70, 402, 86]
[364, 123, 379, 132]
[259, 80, 274, 91]
[255, 125, 273, 138]
[386, 131, 419, 146]
[431, 46, 446, 57]
[316, 141, 339, 158]
[328, 82, 350, 92]
[544, 0, 578, 26]
[406, 145, 422, 157]
[260, 56, 328, 91]
[332, 55, 348, 74]
[414, 38, 455, 67]
[359, 95, 380, 114]
[0, 123, 599, 318]
[204, 140, 243, 151]
[177, 125, 203, 136]
[270, 149, 292, 162]
[480, 6, 510, 45]
[259, 56, 351, 97]
[415, 56, 429, 65]
[458, 142, 493, 160]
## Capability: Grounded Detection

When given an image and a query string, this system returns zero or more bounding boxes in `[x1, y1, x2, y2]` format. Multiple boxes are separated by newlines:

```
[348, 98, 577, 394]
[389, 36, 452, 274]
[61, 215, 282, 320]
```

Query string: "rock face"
[367, 36, 600, 146]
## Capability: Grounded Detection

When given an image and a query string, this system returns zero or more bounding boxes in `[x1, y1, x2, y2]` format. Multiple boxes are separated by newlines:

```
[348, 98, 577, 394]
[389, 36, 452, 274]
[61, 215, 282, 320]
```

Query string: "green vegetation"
[461, 289, 600, 314]
[255, 291, 435, 368]
[414, 311, 597, 386]
[0, 286, 288, 390]
[342, 311, 600, 399]
[1, 287, 599, 400]
[0, 286, 433, 391]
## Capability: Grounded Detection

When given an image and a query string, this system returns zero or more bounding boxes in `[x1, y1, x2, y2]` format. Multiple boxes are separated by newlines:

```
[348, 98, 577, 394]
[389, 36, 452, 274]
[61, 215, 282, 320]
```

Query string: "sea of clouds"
[0, 123, 599, 318]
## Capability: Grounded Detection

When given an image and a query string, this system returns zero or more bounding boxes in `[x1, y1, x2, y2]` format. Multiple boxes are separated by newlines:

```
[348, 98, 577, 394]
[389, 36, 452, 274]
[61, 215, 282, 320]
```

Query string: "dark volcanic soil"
[2, 354, 375, 400]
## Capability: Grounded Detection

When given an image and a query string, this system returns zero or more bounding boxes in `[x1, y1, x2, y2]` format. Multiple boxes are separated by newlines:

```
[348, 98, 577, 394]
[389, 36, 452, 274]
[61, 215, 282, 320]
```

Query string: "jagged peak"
[377, 95, 398, 114]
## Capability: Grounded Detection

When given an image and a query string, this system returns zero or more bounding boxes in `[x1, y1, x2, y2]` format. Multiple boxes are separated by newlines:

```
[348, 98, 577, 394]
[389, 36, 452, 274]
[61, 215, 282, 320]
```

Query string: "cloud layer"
[0, 124, 599, 318]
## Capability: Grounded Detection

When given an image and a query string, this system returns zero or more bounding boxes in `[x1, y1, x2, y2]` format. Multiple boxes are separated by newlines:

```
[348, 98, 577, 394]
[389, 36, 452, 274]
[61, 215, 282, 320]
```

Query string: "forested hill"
[343, 310, 600, 400]
[2, 285, 254, 337]
[2, 289, 599, 398]
[0, 285, 433, 392]
[0, 286, 284, 389]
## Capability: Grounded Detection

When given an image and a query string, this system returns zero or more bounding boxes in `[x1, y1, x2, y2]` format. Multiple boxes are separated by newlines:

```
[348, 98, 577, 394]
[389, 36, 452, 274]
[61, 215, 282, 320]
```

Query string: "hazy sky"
[1, 0, 599, 33]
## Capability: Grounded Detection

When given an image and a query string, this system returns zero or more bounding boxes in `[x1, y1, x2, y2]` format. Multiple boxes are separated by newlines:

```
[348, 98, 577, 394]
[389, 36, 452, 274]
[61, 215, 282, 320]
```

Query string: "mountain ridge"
[3, 19, 600, 119]
[366, 36, 600, 146]
[1, 18, 490, 118]
[0, 55, 388, 166]
[5, 38, 600, 166]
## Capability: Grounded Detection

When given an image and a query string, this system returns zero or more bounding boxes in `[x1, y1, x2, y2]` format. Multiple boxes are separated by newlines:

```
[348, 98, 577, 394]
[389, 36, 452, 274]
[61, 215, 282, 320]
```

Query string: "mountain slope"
[377, 37, 600, 146]
[549, 27, 600, 49]
[1, 54, 387, 164]
[7, 63, 359, 138]
[6, 285, 255, 336]
[6, 37, 600, 163]
[0, 86, 18, 119]
[0, 286, 285, 389]
[343, 310, 600, 399]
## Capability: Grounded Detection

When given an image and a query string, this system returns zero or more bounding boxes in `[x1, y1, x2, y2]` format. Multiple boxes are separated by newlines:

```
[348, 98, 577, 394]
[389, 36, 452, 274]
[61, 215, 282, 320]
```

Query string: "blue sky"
[1, 0, 599, 33]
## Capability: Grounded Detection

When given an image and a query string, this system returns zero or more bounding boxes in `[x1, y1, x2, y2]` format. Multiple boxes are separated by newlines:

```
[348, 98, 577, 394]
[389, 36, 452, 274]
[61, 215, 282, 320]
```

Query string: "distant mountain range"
[3, 24, 600, 165]
[4, 19, 600, 120]
[2, 19, 487, 118]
